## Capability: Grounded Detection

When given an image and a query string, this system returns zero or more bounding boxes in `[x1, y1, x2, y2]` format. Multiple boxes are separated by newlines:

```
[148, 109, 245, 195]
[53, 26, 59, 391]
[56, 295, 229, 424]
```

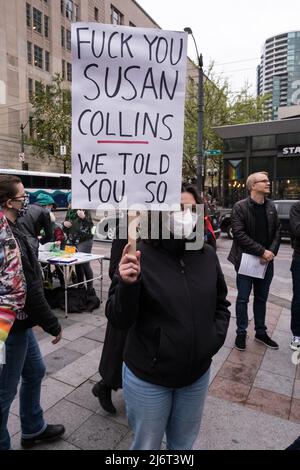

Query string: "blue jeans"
[123, 364, 210, 450]
[0, 329, 47, 450]
[236, 261, 274, 336]
[291, 256, 300, 337]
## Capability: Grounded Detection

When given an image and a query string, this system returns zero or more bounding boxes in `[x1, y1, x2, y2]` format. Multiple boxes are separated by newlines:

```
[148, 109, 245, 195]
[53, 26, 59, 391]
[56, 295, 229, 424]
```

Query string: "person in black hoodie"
[17, 192, 55, 256]
[0, 175, 65, 450]
[93, 192, 218, 415]
[106, 184, 230, 450]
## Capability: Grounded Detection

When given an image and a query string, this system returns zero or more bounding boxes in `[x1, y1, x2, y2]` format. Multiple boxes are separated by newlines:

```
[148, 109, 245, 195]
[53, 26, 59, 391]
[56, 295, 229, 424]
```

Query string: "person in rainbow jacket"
[0, 207, 26, 370]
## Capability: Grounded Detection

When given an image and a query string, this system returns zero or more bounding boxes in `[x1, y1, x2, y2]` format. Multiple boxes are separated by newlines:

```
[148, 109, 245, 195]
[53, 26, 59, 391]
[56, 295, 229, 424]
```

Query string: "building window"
[74, 3, 80, 21]
[224, 138, 246, 152]
[45, 51, 50, 72]
[34, 45, 43, 69]
[277, 133, 300, 146]
[66, 30, 71, 51]
[33, 8, 42, 34]
[26, 3, 31, 28]
[27, 41, 32, 65]
[94, 7, 99, 21]
[62, 59, 66, 80]
[61, 0, 79, 21]
[111, 5, 123, 25]
[250, 157, 273, 178]
[28, 78, 33, 99]
[252, 135, 276, 150]
[35, 80, 43, 94]
[44, 15, 49, 38]
[65, 0, 73, 20]
[67, 62, 72, 81]
[61, 26, 65, 47]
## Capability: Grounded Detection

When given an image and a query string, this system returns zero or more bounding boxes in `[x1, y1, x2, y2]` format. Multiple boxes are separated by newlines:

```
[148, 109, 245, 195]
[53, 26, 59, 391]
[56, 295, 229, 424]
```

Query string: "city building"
[1, 0, 197, 172]
[257, 31, 300, 120]
[278, 104, 300, 119]
[214, 117, 300, 207]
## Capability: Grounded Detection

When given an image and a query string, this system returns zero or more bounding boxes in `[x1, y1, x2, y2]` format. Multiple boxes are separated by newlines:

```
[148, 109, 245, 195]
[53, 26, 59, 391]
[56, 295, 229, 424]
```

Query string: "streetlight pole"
[207, 168, 218, 198]
[20, 120, 30, 170]
[184, 27, 204, 195]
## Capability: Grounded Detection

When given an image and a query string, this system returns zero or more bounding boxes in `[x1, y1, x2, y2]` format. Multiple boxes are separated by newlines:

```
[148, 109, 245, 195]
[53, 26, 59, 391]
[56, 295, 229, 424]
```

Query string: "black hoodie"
[106, 240, 230, 388]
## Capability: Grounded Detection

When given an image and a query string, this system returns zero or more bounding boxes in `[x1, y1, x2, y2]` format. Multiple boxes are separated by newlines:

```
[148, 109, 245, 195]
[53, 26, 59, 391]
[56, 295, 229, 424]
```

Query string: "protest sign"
[72, 23, 187, 210]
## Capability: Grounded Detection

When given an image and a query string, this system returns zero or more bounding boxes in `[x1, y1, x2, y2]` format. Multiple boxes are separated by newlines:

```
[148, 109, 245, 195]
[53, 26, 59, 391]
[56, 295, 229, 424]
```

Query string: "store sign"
[278, 146, 300, 157]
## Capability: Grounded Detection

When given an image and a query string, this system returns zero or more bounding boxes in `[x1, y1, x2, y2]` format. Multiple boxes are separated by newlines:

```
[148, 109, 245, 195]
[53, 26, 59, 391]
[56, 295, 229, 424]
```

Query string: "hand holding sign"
[71, 23, 187, 210]
[119, 243, 141, 284]
[77, 210, 85, 219]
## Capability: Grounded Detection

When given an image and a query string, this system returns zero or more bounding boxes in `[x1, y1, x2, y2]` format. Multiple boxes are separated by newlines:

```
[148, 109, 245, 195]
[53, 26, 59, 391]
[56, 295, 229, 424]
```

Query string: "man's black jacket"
[106, 241, 230, 388]
[9, 221, 61, 337]
[290, 201, 300, 256]
[18, 204, 52, 255]
[228, 197, 281, 270]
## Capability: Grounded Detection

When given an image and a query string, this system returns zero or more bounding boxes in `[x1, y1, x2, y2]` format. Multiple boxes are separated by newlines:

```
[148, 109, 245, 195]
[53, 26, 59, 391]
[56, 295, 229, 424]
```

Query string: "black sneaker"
[255, 333, 279, 349]
[21, 424, 65, 449]
[235, 334, 246, 351]
[92, 380, 116, 414]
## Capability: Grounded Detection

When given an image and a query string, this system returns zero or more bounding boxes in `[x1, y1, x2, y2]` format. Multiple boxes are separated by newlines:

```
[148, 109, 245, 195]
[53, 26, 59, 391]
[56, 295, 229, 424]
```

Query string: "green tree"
[183, 63, 270, 183]
[227, 83, 271, 125]
[28, 74, 71, 173]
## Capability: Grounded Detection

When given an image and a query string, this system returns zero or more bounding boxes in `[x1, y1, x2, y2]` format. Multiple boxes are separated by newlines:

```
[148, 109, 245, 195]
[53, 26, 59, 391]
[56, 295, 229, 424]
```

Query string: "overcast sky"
[137, 0, 300, 95]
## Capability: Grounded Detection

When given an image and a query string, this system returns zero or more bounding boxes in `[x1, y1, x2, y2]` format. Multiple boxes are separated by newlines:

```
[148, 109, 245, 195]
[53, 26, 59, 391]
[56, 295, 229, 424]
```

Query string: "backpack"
[44, 286, 100, 313]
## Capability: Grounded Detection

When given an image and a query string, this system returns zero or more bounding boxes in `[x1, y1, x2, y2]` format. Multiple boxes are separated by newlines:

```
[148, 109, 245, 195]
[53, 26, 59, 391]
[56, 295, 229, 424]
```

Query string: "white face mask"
[167, 209, 198, 239]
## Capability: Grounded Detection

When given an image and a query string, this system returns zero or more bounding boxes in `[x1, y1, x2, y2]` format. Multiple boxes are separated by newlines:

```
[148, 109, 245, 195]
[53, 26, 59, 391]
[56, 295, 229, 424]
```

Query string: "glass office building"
[214, 118, 300, 207]
[257, 31, 300, 120]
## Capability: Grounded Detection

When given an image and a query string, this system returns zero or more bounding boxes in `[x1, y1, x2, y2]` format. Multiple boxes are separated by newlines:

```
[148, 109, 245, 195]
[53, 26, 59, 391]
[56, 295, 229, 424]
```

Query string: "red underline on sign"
[97, 140, 149, 144]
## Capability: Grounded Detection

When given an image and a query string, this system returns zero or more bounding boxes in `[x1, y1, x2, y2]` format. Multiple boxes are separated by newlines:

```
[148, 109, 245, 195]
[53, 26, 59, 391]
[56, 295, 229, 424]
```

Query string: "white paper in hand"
[238, 253, 268, 279]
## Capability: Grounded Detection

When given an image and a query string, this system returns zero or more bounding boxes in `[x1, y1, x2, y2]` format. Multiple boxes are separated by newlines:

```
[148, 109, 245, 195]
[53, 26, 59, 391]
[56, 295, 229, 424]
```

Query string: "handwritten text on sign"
[71, 24, 187, 210]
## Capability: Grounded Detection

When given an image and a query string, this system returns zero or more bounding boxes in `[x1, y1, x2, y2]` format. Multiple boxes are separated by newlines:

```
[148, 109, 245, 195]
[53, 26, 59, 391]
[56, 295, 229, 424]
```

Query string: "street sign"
[205, 150, 222, 156]
[19, 152, 25, 162]
[60, 145, 66, 156]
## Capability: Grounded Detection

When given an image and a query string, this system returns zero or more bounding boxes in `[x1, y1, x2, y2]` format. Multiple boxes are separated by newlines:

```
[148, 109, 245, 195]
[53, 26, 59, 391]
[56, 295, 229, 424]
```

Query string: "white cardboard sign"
[71, 23, 187, 210]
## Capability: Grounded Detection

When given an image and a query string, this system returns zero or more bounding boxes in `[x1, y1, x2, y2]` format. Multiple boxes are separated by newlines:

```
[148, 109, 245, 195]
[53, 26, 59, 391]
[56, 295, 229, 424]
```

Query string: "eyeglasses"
[254, 179, 269, 184]
[12, 194, 29, 203]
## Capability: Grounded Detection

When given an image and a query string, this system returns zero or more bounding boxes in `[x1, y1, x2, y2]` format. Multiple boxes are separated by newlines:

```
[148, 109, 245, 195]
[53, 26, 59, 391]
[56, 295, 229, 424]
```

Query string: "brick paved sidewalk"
[7, 260, 300, 450]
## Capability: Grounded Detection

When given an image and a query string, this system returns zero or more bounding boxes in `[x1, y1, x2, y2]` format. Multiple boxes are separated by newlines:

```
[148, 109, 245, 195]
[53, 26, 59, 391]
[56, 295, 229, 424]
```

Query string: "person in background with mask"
[63, 193, 94, 294]
[18, 192, 55, 256]
[0, 175, 65, 450]
[92, 191, 218, 415]
[106, 183, 231, 450]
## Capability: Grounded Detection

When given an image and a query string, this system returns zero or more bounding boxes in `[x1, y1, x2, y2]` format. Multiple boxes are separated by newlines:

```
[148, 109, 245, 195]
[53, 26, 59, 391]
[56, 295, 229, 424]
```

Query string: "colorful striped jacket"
[0, 208, 26, 362]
